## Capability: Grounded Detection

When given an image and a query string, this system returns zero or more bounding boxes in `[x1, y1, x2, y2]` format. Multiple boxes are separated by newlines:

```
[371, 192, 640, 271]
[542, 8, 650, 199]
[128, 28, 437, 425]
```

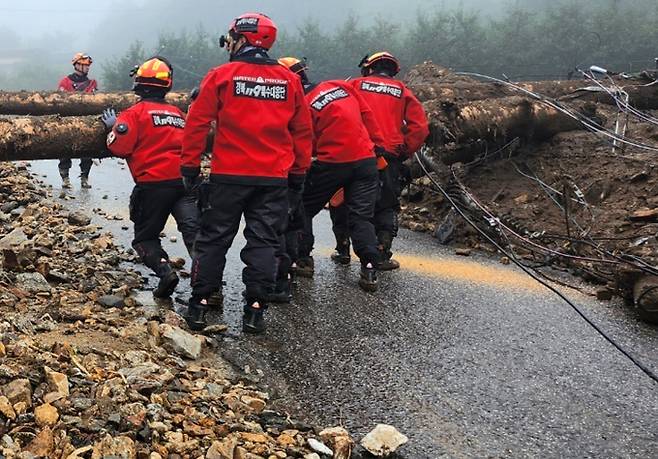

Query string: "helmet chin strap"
[74, 64, 89, 76]
[229, 36, 248, 56]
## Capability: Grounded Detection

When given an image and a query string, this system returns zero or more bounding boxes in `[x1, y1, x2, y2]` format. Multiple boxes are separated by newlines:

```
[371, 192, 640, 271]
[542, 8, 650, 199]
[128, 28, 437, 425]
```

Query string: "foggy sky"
[0, 0, 505, 61]
[1, 0, 653, 76]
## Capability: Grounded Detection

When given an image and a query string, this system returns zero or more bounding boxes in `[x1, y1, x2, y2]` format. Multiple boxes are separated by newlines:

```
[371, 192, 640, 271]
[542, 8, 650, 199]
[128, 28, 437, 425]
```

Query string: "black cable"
[456, 71, 658, 152]
[415, 150, 658, 384]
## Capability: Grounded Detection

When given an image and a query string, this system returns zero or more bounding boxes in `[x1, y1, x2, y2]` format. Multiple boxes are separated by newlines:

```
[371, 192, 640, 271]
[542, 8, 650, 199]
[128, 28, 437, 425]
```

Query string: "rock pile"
[0, 162, 397, 458]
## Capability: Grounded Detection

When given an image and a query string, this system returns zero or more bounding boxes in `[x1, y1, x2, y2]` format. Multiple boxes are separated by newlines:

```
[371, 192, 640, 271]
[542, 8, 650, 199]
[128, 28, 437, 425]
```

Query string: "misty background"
[1, 0, 657, 90]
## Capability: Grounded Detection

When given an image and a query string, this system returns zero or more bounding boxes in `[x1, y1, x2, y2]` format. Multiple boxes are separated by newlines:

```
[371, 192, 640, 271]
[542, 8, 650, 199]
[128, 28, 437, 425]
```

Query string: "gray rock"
[67, 211, 91, 226]
[0, 202, 19, 213]
[46, 270, 70, 283]
[34, 314, 58, 332]
[308, 438, 333, 456]
[159, 324, 203, 360]
[97, 295, 126, 309]
[0, 228, 28, 249]
[15, 272, 51, 293]
[118, 363, 161, 384]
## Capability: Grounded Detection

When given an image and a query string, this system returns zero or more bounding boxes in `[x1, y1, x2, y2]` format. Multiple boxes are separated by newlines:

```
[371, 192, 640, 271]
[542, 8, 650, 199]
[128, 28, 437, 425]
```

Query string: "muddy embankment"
[401, 62, 658, 323]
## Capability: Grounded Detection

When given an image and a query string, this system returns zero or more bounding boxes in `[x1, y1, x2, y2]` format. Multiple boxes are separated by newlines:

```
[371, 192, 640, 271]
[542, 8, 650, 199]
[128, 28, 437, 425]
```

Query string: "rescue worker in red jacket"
[267, 57, 316, 304]
[101, 56, 199, 299]
[280, 58, 386, 292]
[329, 52, 429, 269]
[181, 13, 313, 333]
[57, 53, 98, 189]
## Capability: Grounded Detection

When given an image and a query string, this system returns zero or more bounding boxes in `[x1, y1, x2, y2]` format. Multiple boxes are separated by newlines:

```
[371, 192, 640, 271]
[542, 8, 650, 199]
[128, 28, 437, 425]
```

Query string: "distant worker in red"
[329, 52, 429, 269]
[280, 57, 386, 292]
[181, 13, 313, 333]
[101, 56, 199, 299]
[57, 53, 98, 189]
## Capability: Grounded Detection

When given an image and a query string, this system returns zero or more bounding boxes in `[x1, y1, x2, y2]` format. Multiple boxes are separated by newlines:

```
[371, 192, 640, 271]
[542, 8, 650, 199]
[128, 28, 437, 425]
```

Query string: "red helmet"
[359, 51, 401, 76]
[228, 13, 277, 50]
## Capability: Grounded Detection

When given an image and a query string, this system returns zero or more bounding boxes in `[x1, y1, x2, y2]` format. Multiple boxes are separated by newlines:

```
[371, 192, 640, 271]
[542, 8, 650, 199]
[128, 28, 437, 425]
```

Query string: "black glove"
[189, 86, 200, 102]
[100, 108, 117, 131]
[375, 145, 399, 162]
[395, 144, 410, 159]
[182, 175, 201, 195]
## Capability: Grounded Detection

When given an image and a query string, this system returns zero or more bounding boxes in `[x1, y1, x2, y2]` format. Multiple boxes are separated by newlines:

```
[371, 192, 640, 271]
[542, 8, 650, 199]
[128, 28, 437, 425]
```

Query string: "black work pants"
[130, 183, 199, 273]
[59, 158, 93, 176]
[275, 189, 305, 283]
[330, 157, 403, 248]
[300, 158, 380, 267]
[191, 181, 288, 302]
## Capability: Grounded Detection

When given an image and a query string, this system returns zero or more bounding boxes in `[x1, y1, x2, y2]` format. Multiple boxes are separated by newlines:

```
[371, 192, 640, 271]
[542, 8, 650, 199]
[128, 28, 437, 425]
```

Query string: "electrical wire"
[577, 70, 658, 128]
[415, 149, 658, 384]
[456, 71, 658, 153]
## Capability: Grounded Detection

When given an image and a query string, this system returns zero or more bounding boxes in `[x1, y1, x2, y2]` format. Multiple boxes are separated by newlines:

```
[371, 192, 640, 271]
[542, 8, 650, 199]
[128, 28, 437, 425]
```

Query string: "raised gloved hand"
[100, 108, 117, 131]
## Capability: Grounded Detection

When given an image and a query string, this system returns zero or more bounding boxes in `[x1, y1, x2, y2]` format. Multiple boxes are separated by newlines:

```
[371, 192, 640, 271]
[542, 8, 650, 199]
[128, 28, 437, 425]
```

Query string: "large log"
[406, 62, 658, 109]
[0, 91, 191, 116]
[0, 116, 216, 162]
[422, 95, 589, 164]
[0, 116, 108, 161]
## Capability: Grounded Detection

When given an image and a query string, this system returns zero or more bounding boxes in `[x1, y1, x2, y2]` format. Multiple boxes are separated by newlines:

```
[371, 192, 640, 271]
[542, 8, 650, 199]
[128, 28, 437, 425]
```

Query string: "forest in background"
[101, 1, 658, 91]
[0, 1, 657, 91]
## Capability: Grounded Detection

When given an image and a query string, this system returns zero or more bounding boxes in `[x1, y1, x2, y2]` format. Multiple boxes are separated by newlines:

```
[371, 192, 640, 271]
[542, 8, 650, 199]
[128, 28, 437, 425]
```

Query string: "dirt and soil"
[401, 63, 658, 321]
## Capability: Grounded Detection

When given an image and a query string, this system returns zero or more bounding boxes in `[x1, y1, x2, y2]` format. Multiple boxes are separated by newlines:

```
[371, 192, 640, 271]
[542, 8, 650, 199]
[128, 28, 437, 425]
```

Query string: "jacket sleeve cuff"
[181, 166, 201, 178]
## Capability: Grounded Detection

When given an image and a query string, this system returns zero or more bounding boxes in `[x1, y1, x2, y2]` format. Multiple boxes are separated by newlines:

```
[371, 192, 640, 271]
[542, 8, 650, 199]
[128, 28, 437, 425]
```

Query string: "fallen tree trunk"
[0, 97, 585, 163]
[0, 91, 191, 116]
[633, 276, 658, 324]
[0, 116, 216, 161]
[0, 116, 108, 161]
[423, 95, 590, 164]
[406, 63, 658, 108]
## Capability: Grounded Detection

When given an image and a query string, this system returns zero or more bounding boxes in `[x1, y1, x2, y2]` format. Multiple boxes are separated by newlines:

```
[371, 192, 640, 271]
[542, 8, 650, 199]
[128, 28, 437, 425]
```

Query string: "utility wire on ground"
[415, 149, 658, 385]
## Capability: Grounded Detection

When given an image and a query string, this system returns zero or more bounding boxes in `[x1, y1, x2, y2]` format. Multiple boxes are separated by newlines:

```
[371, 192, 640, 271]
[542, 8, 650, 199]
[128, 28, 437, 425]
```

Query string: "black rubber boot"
[59, 168, 71, 189]
[267, 277, 292, 304]
[80, 174, 91, 189]
[295, 256, 315, 278]
[243, 301, 267, 334]
[330, 237, 351, 265]
[358, 263, 378, 293]
[376, 230, 400, 271]
[207, 291, 224, 310]
[153, 262, 179, 298]
[185, 299, 208, 331]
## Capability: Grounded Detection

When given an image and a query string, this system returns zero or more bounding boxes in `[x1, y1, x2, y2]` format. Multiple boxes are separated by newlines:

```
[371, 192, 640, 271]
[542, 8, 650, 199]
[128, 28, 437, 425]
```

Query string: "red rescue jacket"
[181, 52, 313, 186]
[350, 75, 429, 158]
[306, 80, 385, 163]
[58, 73, 98, 93]
[106, 100, 185, 184]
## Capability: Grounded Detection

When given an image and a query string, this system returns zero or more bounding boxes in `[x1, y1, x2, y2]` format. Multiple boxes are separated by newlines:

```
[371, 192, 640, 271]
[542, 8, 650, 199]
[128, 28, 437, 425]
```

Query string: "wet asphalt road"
[28, 159, 658, 458]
